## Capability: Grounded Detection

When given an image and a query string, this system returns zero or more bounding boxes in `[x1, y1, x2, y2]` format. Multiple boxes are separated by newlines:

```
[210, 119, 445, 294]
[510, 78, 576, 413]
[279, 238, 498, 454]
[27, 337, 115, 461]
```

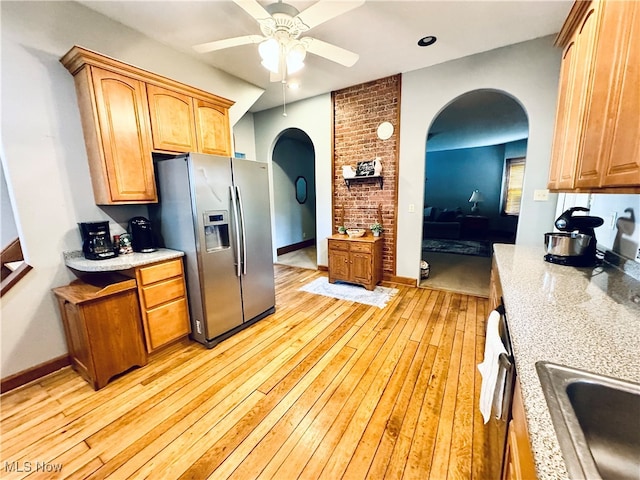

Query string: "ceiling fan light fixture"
[259, 38, 280, 72]
[286, 41, 306, 74]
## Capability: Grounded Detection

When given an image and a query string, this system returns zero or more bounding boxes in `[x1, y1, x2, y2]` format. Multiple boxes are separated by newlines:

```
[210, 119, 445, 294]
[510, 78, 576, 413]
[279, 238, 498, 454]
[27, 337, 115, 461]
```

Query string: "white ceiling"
[79, 0, 572, 113]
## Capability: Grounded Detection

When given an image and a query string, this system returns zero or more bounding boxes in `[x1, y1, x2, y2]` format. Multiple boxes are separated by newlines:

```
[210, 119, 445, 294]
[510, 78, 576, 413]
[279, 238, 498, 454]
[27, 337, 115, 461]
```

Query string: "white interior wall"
[232, 114, 258, 160]
[272, 136, 316, 248]
[253, 95, 332, 265]
[398, 36, 563, 280]
[1, 163, 19, 249]
[556, 193, 640, 262]
[0, 1, 263, 378]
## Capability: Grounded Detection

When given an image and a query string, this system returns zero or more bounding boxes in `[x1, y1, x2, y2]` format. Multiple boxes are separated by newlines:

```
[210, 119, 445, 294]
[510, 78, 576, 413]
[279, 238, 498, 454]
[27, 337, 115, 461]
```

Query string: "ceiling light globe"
[286, 42, 306, 74]
[259, 38, 280, 73]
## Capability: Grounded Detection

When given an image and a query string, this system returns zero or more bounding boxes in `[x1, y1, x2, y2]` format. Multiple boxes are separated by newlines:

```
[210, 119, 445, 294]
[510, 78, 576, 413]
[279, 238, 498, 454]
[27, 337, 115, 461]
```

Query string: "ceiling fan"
[193, 0, 364, 82]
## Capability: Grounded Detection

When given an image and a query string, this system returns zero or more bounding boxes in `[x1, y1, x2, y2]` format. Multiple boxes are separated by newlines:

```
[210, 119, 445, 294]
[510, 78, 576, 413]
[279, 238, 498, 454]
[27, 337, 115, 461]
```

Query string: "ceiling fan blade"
[192, 35, 265, 53]
[232, 0, 271, 22]
[296, 0, 365, 30]
[304, 37, 359, 67]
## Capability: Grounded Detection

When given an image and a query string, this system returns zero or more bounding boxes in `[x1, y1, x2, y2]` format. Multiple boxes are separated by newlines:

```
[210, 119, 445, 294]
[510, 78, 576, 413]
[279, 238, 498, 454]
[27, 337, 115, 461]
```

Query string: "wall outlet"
[636, 248, 640, 261]
[408, 203, 415, 213]
[533, 189, 549, 201]
[303, 232, 307, 239]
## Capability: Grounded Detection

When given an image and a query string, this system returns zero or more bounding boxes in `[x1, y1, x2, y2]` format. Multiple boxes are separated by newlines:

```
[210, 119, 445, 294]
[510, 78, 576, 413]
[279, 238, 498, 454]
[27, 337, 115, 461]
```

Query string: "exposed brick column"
[332, 75, 400, 277]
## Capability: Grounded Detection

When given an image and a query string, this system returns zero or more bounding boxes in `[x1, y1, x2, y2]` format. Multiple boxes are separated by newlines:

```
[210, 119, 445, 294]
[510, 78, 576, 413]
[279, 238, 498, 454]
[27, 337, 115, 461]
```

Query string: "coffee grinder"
[78, 221, 117, 260]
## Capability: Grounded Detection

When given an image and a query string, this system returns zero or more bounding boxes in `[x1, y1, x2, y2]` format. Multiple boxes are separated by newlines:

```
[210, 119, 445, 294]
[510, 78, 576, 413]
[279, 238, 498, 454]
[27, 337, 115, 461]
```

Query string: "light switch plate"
[533, 189, 550, 201]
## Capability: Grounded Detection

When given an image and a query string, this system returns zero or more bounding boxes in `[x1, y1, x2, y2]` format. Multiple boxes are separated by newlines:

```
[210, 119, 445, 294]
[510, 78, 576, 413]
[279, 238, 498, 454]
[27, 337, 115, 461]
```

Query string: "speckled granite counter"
[493, 243, 640, 480]
[64, 249, 184, 272]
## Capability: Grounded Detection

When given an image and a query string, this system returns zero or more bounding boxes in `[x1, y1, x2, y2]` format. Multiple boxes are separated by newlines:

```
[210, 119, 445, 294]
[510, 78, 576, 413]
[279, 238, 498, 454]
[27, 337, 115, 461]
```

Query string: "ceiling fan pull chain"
[282, 80, 287, 117]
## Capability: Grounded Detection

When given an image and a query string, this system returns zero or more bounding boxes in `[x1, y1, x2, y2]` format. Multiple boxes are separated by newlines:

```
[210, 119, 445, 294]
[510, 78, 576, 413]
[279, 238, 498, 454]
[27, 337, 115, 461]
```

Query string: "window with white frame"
[502, 157, 525, 216]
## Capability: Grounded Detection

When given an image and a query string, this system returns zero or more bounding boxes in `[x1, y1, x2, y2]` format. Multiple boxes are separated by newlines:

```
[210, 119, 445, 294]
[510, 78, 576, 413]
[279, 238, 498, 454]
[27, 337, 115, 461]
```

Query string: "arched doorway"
[272, 128, 317, 269]
[420, 89, 528, 296]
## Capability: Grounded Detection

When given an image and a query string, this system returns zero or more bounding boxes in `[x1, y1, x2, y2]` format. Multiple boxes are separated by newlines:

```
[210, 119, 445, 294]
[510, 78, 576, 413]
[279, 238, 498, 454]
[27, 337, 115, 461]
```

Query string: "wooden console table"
[328, 234, 383, 291]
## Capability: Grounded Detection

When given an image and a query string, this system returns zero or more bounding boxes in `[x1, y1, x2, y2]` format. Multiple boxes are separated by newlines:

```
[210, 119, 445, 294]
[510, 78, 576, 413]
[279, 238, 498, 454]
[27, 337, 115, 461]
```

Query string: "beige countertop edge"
[63, 248, 185, 272]
[493, 243, 640, 480]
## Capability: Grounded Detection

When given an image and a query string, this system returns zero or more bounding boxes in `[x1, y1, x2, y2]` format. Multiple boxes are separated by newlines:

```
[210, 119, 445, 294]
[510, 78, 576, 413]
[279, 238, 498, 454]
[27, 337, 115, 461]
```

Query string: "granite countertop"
[64, 248, 184, 272]
[493, 244, 640, 480]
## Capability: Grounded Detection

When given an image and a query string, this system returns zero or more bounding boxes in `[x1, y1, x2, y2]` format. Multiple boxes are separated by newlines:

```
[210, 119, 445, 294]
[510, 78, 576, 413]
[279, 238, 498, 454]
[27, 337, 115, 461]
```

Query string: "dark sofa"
[423, 207, 465, 239]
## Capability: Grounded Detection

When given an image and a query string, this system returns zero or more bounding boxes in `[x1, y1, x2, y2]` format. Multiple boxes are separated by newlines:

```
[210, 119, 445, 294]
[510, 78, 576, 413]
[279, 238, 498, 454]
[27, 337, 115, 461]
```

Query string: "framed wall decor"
[355, 160, 376, 176]
[295, 176, 307, 204]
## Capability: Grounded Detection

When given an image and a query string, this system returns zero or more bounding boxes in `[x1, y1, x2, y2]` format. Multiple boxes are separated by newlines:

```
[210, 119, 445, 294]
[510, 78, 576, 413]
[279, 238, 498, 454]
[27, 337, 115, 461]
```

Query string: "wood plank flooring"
[1, 265, 492, 479]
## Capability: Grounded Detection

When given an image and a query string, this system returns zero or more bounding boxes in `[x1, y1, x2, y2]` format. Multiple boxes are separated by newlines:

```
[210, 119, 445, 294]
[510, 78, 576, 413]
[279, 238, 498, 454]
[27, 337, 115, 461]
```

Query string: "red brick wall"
[333, 75, 400, 276]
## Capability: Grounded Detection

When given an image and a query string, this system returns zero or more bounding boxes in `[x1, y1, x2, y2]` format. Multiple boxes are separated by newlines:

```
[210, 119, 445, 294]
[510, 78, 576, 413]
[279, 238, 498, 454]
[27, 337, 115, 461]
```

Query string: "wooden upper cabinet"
[549, 1, 601, 190]
[147, 84, 197, 153]
[596, 0, 640, 187]
[147, 86, 232, 156]
[549, 0, 640, 191]
[194, 99, 232, 156]
[60, 45, 235, 204]
[548, 38, 578, 189]
[79, 66, 157, 204]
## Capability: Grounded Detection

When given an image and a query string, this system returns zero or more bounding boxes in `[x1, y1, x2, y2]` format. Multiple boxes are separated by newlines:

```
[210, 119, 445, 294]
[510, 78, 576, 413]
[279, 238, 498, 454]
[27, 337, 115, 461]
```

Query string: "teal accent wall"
[425, 144, 505, 226]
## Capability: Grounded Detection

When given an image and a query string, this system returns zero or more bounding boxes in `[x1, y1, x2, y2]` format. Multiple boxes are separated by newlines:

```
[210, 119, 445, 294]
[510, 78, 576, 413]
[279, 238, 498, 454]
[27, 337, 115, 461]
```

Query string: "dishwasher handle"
[495, 352, 515, 421]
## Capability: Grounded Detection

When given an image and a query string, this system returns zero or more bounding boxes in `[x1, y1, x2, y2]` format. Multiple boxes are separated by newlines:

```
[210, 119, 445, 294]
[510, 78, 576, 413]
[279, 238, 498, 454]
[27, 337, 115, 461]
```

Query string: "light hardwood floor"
[1, 265, 492, 479]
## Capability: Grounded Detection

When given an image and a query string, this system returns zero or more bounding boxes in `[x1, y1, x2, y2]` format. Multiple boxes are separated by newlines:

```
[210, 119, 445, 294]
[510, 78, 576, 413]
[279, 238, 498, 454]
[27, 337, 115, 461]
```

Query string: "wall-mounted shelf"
[344, 175, 383, 190]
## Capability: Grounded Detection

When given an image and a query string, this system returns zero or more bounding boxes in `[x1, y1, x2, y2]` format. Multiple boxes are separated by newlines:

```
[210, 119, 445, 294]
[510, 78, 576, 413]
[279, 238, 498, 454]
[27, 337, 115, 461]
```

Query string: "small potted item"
[370, 222, 383, 237]
[118, 233, 134, 254]
[337, 226, 347, 235]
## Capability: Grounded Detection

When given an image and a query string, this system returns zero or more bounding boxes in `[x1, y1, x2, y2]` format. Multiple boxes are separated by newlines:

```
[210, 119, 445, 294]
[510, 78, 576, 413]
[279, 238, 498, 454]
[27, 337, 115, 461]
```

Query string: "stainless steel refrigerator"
[151, 152, 275, 348]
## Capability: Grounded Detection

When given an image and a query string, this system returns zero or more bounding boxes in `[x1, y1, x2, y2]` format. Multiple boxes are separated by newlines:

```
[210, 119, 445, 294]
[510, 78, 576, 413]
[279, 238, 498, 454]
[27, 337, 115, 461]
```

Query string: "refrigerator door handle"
[236, 186, 248, 275]
[230, 186, 242, 277]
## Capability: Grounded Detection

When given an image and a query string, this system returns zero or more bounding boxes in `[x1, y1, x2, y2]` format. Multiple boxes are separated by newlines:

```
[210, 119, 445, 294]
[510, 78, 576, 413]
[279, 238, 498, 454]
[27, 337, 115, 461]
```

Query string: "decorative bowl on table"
[346, 228, 366, 238]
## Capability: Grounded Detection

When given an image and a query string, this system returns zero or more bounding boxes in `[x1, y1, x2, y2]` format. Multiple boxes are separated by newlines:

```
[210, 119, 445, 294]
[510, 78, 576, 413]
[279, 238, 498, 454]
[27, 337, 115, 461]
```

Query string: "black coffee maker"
[129, 216, 156, 253]
[79, 221, 117, 260]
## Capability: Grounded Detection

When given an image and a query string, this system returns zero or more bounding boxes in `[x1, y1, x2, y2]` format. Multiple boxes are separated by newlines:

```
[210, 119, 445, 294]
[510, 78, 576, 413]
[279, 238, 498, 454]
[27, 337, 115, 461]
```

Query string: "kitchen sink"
[536, 361, 640, 480]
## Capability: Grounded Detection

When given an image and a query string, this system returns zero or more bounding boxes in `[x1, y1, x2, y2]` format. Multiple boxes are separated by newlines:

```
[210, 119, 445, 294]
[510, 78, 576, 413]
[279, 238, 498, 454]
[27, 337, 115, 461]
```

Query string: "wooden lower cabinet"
[502, 380, 537, 480]
[52, 274, 148, 390]
[135, 258, 190, 352]
[327, 234, 383, 291]
[489, 258, 503, 311]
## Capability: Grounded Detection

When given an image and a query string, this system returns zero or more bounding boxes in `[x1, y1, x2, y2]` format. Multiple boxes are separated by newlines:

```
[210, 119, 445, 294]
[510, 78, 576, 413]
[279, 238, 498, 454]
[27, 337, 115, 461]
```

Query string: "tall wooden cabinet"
[60, 45, 234, 205]
[74, 66, 157, 204]
[548, 0, 640, 191]
[328, 234, 383, 291]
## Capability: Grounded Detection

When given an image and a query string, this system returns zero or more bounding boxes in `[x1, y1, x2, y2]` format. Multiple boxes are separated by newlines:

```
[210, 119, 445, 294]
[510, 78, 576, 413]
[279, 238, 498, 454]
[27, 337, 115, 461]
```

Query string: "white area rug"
[299, 277, 398, 309]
